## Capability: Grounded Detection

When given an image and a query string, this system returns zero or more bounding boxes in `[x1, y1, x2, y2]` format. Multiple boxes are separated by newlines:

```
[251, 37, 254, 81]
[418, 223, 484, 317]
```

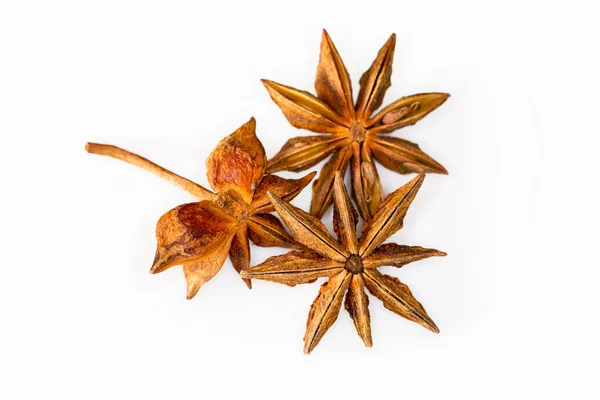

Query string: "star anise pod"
[241, 171, 445, 353]
[263, 30, 449, 219]
[86, 118, 315, 298]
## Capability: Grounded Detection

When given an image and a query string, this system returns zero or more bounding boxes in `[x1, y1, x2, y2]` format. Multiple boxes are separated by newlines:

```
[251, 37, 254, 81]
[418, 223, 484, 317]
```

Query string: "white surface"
[2, 0, 600, 399]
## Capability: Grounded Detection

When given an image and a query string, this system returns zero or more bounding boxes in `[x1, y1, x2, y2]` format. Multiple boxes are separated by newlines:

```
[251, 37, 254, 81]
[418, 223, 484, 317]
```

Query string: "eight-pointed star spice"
[263, 30, 449, 219]
[241, 171, 445, 353]
[86, 118, 315, 299]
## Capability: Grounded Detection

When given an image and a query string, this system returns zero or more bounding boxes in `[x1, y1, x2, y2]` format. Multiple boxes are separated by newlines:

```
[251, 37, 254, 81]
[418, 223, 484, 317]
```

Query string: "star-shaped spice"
[241, 171, 445, 353]
[86, 118, 315, 298]
[263, 30, 449, 219]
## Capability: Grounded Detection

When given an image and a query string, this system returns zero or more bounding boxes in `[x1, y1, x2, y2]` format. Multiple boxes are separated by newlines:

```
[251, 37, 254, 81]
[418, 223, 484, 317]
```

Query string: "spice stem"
[85, 143, 214, 200]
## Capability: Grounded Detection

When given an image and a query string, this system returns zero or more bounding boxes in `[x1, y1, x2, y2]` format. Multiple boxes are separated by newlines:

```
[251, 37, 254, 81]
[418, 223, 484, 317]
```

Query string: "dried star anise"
[263, 30, 449, 219]
[241, 171, 445, 353]
[86, 118, 315, 298]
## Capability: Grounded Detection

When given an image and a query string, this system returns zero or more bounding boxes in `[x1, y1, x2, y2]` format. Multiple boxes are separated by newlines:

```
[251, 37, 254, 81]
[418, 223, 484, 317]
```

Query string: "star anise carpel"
[86, 117, 315, 298]
[240, 171, 446, 353]
[263, 30, 449, 220]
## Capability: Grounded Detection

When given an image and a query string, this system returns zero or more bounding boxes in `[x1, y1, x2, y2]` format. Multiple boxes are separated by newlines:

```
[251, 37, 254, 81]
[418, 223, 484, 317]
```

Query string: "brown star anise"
[263, 30, 449, 219]
[86, 118, 315, 298]
[241, 171, 445, 353]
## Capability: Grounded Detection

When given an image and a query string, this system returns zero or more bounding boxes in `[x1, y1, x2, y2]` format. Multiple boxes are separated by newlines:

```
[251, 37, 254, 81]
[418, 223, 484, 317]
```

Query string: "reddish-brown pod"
[87, 118, 315, 298]
[242, 172, 445, 353]
[263, 30, 449, 219]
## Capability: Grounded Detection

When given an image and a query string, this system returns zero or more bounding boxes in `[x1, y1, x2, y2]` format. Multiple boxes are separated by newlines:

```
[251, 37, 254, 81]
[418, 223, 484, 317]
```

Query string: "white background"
[2, 0, 599, 399]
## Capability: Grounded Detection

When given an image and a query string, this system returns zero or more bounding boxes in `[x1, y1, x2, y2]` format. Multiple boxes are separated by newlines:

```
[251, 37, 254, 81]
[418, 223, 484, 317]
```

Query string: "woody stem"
[85, 143, 214, 200]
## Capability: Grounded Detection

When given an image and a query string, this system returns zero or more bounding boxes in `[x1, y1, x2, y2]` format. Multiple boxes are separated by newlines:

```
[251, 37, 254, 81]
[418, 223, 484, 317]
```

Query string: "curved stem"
[86, 143, 214, 201]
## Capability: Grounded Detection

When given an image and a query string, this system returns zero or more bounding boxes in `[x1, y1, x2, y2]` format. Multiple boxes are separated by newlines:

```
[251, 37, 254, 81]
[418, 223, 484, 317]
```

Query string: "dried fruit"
[86, 118, 315, 298]
[263, 30, 449, 219]
[241, 171, 445, 353]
